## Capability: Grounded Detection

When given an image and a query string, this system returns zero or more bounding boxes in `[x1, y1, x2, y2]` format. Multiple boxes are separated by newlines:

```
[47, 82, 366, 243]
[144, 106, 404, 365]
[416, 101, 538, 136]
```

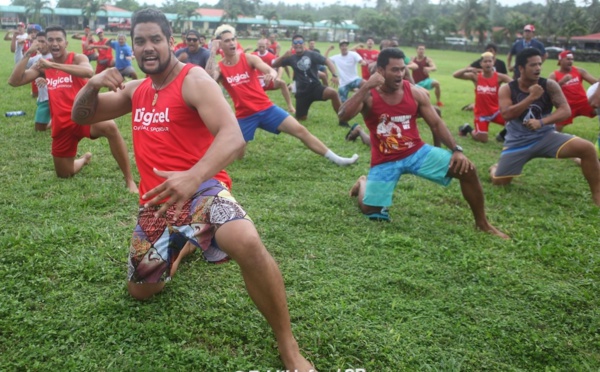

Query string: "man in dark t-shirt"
[272, 34, 349, 126]
[470, 43, 507, 74]
[175, 29, 209, 68]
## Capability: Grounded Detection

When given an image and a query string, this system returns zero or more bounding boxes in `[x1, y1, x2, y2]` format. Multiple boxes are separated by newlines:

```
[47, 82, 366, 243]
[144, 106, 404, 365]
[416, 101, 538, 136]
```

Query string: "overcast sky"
[0, 0, 588, 10]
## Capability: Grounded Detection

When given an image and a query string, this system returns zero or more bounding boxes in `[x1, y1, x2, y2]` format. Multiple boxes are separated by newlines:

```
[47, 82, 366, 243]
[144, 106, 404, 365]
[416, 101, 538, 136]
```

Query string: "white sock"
[325, 149, 359, 166]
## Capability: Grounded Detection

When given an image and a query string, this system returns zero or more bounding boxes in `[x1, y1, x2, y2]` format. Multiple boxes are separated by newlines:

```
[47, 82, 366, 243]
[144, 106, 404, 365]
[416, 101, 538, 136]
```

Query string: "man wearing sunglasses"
[175, 29, 210, 68]
[272, 34, 349, 127]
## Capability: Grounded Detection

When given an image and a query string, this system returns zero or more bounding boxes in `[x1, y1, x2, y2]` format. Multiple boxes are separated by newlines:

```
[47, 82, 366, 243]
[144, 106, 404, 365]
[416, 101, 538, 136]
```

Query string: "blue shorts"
[128, 179, 252, 283]
[338, 78, 363, 102]
[238, 105, 289, 142]
[35, 100, 50, 125]
[363, 144, 452, 208]
[416, 78, 434, 91]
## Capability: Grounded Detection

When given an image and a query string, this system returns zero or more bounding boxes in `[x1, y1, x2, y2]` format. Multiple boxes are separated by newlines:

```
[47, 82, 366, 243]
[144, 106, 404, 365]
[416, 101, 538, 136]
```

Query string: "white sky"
[0, 0, 588, 10]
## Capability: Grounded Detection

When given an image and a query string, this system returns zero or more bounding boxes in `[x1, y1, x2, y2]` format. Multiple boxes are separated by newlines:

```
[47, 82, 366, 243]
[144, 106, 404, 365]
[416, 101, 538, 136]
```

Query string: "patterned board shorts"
[128, 178, 252, 283]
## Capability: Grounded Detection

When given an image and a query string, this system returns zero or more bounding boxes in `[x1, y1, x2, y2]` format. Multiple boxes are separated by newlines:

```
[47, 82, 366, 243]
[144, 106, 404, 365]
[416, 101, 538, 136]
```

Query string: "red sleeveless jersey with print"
[45, 52, 88, 137]
[555, 66, 588, 105]
[364, 80, 425, 167]
[131, 64, 231, 204]
[474, 71, 500, 117]
[219, 53, 272, 118]
[411, 57, 429, 84]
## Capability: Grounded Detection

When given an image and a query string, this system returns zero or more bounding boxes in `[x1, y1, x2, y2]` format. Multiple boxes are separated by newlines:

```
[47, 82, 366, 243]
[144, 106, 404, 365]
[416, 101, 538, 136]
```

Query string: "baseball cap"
[17, 22, 25, 27]
[523, 24, 535, 32]
[186, 29, 201, 39]
[96, 27, 104, 34]
[558, 50, 573, 64]
[339, 39, 349, 46]
[27, 24, 42, 32]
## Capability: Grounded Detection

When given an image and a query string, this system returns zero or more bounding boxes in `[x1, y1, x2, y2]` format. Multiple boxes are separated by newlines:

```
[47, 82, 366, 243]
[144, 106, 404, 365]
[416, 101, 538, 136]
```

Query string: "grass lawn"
[1, 35, 600, 371]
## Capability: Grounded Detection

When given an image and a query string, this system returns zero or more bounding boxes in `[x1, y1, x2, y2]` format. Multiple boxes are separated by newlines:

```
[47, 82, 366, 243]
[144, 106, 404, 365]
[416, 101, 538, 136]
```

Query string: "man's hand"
[87, 67, 125, 92]
[24, 40, 40, 57]
[35, 77, 47, 88]
[210, 39, 221, 53]
[142, 168, 202, 220]
[560, 74, 573, 84]
[449, 152, 474, 175]
[528, 84, 544, 100]
[36, 58, 54, 71]
[364, 72, 385, 90]
[524, 118, 544, 131]
[177, 52, 188, 62]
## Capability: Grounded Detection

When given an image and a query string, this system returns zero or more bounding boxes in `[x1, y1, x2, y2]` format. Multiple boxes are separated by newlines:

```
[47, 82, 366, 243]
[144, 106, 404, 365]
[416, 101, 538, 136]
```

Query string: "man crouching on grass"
[338, 48, 508, 239]
[71, 8, 314, 371]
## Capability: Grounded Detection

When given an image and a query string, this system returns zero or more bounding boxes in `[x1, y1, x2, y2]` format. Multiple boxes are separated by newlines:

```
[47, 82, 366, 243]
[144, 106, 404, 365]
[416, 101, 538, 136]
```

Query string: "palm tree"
[24, 0, 54, 26]
[297, 13, 314, 29]
[176, 1, 200, 32]
[83, 0, 108, 29]
[328, 14, 345, 41]
[456, 0, 486, 42]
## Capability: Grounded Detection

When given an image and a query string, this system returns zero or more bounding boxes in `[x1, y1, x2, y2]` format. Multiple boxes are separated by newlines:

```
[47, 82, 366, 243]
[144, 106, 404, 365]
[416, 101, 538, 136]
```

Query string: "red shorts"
[558, 100, 597, 126]
[474, 111, 505, 134]
[51, 124, 92, 158]
[263, 80, 276, 91]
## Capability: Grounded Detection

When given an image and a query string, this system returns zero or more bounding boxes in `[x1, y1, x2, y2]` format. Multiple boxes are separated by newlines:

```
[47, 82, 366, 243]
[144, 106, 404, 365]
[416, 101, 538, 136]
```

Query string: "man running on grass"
[71, 9, 314, 371]
[338, 48, 508, 238]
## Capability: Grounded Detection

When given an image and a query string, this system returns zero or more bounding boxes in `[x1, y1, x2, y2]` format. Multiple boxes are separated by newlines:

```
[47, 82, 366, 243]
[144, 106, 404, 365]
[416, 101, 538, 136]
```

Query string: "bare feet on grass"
[126, 180, 139, 194]
[476, 223, 510, 240]
[349, 175, 366, 197]
[169, 241, 197, 277]
[279, 339, 316, 372]
[82, 152, 92, 165]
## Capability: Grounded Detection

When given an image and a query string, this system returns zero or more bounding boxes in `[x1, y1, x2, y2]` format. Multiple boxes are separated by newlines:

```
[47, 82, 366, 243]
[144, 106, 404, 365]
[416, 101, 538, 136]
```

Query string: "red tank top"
[81, 36, 93, 56]
[555, 66, 588, 105]
[411, 57, 429, 84]
[219, 53, 273, 118]
[474, 72, 500, 117]
[45, 52, 88, 138]
[95, 38, 112, 60]
[131, 64, 231, 203]
[364, 80, 425, 166]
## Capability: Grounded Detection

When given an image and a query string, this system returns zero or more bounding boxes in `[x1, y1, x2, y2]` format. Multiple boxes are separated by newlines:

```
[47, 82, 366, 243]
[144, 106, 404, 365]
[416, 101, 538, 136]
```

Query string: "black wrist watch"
[452, 145, 463, 153]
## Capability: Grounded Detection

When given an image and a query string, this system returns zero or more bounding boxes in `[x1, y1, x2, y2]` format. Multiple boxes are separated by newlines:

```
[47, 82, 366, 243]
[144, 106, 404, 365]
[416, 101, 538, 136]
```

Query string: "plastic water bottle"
[5, 111, 26, 117]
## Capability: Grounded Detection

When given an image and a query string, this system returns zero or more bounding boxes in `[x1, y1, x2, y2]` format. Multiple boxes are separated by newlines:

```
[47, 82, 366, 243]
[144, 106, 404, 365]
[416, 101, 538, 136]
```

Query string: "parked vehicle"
[107, 19, 131, 32]
[444, 37, 469, 46]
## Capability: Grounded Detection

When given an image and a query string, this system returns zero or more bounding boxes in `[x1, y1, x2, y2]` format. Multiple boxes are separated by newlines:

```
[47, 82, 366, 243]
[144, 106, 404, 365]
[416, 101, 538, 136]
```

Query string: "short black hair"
[131, 8, 172, 40]
[292, 34, 304, 41]
[377, 48, 406, 69]
[515, 48, 542, 69]
[45, 25, 66, 38]
[484, 43, 497, 53]
[36, 31, 46, 38]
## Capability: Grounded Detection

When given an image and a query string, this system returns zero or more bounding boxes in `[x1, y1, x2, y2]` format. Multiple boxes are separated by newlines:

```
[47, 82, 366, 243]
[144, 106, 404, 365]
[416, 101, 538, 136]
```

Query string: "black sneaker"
[339, 121, 350, 128]
[458, 123, 472, 137]
[496, 132, 505, 142]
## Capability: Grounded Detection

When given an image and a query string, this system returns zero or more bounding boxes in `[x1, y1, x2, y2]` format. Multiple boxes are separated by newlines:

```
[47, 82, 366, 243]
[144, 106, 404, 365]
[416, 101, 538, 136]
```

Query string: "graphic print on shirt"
[376, 113, 415, 154]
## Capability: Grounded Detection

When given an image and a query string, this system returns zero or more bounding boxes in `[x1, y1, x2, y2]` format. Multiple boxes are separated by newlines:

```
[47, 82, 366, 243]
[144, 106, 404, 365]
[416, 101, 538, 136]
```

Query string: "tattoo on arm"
[73, 86, 98, 122]
[547, 80, 567, 108]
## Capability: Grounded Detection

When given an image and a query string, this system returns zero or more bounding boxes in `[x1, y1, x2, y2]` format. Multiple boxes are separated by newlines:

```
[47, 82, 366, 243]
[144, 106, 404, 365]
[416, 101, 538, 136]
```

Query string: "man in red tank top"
[7, 25, 136, 191]
[205, 25, 357, 166]
[71, 26, 98, 61]
[71, 9, 314, 371]
[548, 50, 598, 131]
[453, 52, 512, 143]
[251, 38, 295, 113]
[338, 48, 508, 239]
[411, 45, 443, 107]
[89, 28, 115, 74]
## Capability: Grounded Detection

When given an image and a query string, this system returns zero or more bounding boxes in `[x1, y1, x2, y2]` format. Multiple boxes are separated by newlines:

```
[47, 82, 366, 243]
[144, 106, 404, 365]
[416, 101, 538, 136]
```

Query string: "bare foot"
[572, 157, 582, 167]
[126, 180, 139, 194]
[82, 152, 92, 165]
[349, 175, 366, 197]
[279, 339, 316, 372]
[488, 163, 498, 178]
[346, 124, 362, 142]
[169, 241, 197, 277]
[477, 223, 510, 240]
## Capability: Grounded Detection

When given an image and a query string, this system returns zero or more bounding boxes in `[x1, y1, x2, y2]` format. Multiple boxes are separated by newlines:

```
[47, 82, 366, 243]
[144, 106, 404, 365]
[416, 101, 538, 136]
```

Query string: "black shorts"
[295, 84, 326, 119]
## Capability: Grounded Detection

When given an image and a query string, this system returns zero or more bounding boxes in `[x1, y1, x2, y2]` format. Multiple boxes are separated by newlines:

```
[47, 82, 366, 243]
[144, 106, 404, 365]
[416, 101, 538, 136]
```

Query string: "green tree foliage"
[354, 9, 398, 40]
[24, 0, 54, 26]
[56, 0, 84, 8]
[83, 0, 108, 29]
[114, 0, 141, 12]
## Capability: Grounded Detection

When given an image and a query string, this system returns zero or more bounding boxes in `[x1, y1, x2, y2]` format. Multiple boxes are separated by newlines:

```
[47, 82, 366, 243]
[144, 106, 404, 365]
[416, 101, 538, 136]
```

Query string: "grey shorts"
[494, 131, 576, 178]
[118, 66, 136, 78]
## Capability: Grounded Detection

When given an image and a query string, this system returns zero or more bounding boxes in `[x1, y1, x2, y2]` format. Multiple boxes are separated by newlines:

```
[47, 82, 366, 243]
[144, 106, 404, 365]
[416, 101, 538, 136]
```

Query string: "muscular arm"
[498, 73, 512, 85]
[271, 49, 291, 68]
[204, 42, 221, 81]
[338, 73, 380, 121]
[39, 53, 94, 79]
[181, 69, 246, 182]
[414, 86, 457, 150]
[578, 67, 598, 85]
[452, 67, 477, 84]
[425, 57, 437, 73]
[72, 69, 139, 124]
[544, 79, 571, 125]
[247, 54, 276, 79]
[7, 50, 42, 87]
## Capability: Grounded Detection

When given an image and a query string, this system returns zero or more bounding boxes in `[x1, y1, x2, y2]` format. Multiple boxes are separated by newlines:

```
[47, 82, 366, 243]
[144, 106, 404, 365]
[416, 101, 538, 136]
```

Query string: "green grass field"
[1, 35, 600, 371]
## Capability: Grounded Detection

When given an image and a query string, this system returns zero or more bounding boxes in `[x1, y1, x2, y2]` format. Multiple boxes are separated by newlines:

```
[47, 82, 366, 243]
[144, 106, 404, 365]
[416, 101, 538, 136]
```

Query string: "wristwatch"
[452, 145, 463, 153]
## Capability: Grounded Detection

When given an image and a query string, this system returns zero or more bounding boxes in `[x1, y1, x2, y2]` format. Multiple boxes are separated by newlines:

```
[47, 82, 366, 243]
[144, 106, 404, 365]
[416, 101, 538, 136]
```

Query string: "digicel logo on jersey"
[226, 72, 250, 85]
[133, 107, 171, 126]
[47, 75, 73, 89]
[477, 85, 497, 94]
